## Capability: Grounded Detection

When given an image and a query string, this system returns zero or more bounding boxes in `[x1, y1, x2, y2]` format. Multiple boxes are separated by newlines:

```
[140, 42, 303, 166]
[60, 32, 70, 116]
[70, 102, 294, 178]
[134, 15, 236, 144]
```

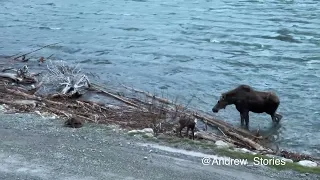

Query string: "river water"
[0, 0, 319, 156]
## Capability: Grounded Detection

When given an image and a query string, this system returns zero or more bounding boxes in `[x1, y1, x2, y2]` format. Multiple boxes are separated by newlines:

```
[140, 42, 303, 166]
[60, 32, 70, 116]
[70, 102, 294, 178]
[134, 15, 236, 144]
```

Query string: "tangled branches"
[36, 60, 90, 97]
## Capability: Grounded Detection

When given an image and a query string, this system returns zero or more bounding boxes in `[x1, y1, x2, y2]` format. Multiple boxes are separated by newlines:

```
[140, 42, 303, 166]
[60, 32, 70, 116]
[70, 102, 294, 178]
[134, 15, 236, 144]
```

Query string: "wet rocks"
[233, 148, 257, 155]
[297, 160, 317, 167]
[279, 157, 293, 163]
[0, 104, 8, 112]
[215, 140, 232, 148]
[141, 128, 154, 134]
[144, 133, 154, 138]
[127, 128, 155, 137]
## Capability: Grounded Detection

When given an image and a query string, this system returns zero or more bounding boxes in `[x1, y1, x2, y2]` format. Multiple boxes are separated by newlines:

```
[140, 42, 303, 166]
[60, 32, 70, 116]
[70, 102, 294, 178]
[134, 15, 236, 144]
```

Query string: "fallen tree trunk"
[190, 113, 271, 151]
[0, 66, 37, 84]
[43, 106, 71, 119]
[195, 131, 252, 150]
[0, 72, 23, 82]
[90, 83, 140, 108]
[0, 99, 37, 108]
[193, 113, 263, 140]
[121, 84, 172, 104]
[5, 88, 40, 100]
[4, 88, 67, 107]
[223, 130, 265, 151]
[195, 131, 225, 142]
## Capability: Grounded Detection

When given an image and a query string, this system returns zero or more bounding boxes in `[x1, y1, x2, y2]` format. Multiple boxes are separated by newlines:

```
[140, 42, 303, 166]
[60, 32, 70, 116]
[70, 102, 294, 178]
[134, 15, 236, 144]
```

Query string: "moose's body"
[177, 115, 197, 140]
[212, 85, 282, 129]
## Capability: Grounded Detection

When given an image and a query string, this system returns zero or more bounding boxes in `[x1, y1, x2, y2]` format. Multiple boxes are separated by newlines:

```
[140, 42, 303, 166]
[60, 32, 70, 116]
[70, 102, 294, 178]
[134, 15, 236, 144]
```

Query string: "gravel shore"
[0, 111, 318, 180]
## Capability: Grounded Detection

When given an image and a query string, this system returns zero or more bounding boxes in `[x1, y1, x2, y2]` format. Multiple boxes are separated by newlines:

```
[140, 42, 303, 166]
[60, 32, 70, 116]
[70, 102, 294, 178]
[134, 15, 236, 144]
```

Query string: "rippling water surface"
[1, 0, 320, 155]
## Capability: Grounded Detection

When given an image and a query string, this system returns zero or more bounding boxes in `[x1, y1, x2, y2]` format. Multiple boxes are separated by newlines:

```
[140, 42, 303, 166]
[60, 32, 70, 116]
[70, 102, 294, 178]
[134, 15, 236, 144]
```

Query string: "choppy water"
[1, 0, 320, 156]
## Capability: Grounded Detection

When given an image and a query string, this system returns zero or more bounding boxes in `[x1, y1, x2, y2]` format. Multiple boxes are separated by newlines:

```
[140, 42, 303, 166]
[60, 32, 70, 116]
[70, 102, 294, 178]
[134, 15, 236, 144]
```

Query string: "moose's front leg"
[186, 127, 189, 138]
[240, 114, 245, 126]
[176, 125, 183, 137]
[236, 103, 246, 127]
[242, 111, 250, 129]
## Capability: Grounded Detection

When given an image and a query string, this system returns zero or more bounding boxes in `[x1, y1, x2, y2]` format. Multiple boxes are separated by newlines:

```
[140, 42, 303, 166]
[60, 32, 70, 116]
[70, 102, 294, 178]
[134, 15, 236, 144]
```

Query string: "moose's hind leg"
[191, 128, 195, 140]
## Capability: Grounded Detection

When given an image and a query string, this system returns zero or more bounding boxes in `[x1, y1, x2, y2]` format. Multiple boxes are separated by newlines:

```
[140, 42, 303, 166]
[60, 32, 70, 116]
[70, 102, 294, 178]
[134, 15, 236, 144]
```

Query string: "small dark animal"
[280, 150, 312, 162]
[176, 115, 197, 140]
[212, 85, 282, 129]
[64, 117, 83, 128]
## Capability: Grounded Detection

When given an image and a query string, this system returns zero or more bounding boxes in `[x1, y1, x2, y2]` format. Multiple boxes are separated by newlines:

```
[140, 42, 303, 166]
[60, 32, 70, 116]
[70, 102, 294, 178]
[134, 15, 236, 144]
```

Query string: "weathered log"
[43, 98, 64, 106]
[72, 113, 114, 124]
[121, 84, 172, 104]
[193, 113, 263, 140]
[43, 106, 71, 119]
[29, 81, 43, 95]
[5, 88, 40, 100]
[0, 73, 23, 82]
[1, 67, 16, 73]
[191, 112, 270, 151]
[12, 42, 61, 60]
[0, 99, 37, 108]
[195, 131, 251, 149]
[90, 84, 140, 108]
[224, 130, 265, 151]
[195, 131, 224, 142]
[4, 87, 67, 107]
[0, 66, 37, 84]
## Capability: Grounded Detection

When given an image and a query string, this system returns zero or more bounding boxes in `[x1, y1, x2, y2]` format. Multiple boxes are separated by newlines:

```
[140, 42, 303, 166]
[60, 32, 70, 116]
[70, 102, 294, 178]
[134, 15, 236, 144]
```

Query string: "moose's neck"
[226, 97, 237, 105]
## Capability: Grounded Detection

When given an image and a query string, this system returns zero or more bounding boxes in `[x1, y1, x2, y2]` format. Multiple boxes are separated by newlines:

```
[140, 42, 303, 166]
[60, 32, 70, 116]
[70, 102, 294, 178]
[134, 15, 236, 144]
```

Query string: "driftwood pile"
[0, 45, 316, 162]
[0, 52, 274, 154]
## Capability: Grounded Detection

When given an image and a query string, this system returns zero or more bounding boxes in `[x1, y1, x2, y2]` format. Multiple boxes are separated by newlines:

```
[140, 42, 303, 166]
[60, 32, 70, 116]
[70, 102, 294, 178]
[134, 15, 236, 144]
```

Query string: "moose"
[212, 85, 282, 129]
[176, 114, 197, 140]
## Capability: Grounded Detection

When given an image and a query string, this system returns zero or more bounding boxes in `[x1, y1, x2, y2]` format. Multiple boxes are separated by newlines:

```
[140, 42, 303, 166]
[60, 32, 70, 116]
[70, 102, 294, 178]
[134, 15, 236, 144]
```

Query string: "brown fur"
[280, 150, 312, 162]
[64, 117, 83, 128]
[212, 85, 282, 129]
[177, 115, 196, 140]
